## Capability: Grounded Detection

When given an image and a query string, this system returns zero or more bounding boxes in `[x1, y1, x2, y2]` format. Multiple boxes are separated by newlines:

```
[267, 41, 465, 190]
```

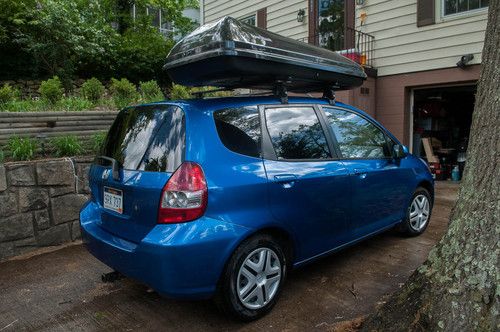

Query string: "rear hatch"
[89, 104, 185, 243]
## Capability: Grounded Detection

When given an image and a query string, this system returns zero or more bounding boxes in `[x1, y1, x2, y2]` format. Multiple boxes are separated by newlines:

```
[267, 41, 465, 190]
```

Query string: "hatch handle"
[96, 156, 120, 181]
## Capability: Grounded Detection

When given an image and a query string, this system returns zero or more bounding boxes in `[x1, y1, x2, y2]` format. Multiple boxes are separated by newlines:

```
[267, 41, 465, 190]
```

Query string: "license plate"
[103, 187, 123, 214]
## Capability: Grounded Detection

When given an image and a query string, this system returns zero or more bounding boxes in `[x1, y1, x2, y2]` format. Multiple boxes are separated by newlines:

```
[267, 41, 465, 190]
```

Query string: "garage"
[411, 84, 476, 181]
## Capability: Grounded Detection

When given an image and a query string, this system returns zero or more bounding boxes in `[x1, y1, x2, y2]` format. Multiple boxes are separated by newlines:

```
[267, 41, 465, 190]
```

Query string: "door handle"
[273, 174, 297, 188]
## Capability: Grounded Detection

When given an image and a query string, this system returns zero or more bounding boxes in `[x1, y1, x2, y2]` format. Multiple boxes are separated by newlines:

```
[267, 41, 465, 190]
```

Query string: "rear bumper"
[80, 201, 251, 299]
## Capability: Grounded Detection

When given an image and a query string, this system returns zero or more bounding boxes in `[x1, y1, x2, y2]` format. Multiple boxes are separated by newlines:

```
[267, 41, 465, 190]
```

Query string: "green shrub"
[169, 84, 192, 100]
[51, 135, 83, 156]
[91, 132, 106, 154]
[110, 78, 138, 109]
[56, 96, 93, 112]
[39, 76, 64, 104]
[0, 84, 20, 104]
[8, 137, 38, 161]
[139, 80, 164, 102]
[81, 78, 105, 103]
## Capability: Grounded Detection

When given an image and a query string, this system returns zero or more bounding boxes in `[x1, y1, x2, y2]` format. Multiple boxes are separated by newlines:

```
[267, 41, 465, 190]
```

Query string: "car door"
[260, 104, 352, 262]
[321, 106, 414, 237]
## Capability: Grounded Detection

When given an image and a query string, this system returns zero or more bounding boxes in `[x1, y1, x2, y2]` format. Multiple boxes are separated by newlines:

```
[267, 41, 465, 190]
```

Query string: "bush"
[51, 135, 83, 156]
[81, 78, 105, 103]
[139, 80, 164, 102]
[0, 84, 20, 104]
[56, 96, 93, 112]
[110, 78, 138, 109]
[8, 137, 38, 161]
[169, 84, 192, 100]
[39, 76, 64, 104]
[91, 132, 106, 154]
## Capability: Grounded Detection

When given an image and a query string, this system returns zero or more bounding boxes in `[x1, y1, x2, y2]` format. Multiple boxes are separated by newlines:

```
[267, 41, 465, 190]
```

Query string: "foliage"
[81, 77, 105, 102]
[318, 1, 345, 51]
[39, 76, 64, 104]
[50, 135, 83, 156]
[56, 96, 94, 112]
[0, 96, 95, 112]
[0, 149, 4, 163]
[90, 132, 106, 154]
[110, 78, 138, 109]
[169, 84, 234, 100]
[140, 80, 164, 102]
[0, 0, 197, 82]
[0, 84, 20, 104]
[8, 136, 37, 161]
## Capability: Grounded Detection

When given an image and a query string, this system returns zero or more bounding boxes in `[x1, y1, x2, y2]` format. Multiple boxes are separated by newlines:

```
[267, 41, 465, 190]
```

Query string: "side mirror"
[392, 145, 408, 159]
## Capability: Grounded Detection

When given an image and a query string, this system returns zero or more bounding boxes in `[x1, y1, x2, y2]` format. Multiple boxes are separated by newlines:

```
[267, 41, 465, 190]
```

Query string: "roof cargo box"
[164, 17, 367, 92]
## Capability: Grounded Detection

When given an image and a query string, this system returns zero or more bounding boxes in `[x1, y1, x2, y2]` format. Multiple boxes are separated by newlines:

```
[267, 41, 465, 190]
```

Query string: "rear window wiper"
[96, 156, 120, 181]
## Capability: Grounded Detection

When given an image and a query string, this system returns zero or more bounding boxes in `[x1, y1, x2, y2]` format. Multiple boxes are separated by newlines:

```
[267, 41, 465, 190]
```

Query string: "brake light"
[158, 162, 208, 223]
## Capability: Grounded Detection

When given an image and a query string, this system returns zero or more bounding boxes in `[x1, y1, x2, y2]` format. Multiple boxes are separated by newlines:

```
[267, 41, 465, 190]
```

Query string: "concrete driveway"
[0, 182, 458, 332]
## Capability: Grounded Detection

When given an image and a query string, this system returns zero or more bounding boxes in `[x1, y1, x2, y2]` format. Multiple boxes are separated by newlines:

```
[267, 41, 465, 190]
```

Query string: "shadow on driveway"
[0, 182, 458, 331]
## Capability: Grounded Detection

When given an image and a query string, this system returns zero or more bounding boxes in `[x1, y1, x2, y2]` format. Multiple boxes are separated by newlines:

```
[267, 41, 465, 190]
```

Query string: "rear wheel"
[399, 187, 432, 236]
[215, 234, 287, 321]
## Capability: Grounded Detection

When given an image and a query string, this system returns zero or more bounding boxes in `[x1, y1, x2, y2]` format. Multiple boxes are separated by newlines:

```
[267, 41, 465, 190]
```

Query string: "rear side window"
[264, 106, 331, 160]
[214, 106, 261, 158]
[101, 105, 185, 172]
[323, 107, 390, 159]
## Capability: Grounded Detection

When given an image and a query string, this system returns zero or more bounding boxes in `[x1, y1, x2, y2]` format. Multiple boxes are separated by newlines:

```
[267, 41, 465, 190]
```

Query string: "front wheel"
[215, 234, 287, 321]
[398, 187, 432, 236]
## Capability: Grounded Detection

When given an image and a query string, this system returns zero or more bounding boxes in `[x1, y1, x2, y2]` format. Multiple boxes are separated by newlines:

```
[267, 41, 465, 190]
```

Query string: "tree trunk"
[361, 2, 500, 331]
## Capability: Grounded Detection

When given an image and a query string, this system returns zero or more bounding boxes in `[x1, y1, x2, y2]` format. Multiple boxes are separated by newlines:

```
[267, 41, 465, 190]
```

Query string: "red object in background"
[429, 162, 445, 180]
[342, 52, 361, 64]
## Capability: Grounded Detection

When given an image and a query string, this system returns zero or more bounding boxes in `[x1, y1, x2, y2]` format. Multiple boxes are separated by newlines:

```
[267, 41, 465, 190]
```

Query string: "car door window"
[323, 107, 391, 159]
[264, 106, 331, 160]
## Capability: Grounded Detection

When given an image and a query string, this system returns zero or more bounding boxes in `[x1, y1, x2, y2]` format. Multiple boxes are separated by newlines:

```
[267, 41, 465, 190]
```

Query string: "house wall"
[375, 65, 481, 144]
[202, 0, 309, 40]
[356, 0, 488, 76]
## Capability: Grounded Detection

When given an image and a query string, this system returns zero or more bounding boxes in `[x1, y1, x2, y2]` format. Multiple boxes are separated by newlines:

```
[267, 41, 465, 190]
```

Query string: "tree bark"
[361, 2, 500, 331]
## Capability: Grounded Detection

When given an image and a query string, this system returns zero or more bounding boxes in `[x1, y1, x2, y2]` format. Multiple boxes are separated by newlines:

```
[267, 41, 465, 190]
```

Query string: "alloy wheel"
[409, 194, 430, 231]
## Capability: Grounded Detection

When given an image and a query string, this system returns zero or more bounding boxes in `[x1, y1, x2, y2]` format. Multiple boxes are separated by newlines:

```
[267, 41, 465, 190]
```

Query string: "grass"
[0, 96, 112, 113]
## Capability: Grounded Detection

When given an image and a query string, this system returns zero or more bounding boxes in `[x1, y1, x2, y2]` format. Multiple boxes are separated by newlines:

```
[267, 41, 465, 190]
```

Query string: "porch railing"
[298, 27, 375, 68]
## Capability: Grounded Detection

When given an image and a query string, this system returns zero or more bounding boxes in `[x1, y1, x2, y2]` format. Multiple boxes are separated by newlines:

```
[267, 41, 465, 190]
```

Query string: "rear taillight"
[158, 162, 208, 224]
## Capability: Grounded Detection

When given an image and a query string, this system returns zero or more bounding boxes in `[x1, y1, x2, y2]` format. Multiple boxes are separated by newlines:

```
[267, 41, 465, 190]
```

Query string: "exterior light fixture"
[356, 0, 366, 5]
[297, 9, 306, 23]
[457, 54, 474, 69]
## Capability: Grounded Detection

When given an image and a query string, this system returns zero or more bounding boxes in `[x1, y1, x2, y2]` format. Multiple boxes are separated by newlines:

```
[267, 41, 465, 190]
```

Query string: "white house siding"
[356, 0, 488, 76]
[202, 0, 309, 41]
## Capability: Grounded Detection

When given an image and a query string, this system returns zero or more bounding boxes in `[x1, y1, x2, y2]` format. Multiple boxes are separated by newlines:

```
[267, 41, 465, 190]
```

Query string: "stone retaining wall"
[0, 157, 92, 261]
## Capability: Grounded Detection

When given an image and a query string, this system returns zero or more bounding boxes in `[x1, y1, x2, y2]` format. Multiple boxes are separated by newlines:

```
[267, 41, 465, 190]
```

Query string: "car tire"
[215, 234, 287, 321]
[398, 187, 433, 236]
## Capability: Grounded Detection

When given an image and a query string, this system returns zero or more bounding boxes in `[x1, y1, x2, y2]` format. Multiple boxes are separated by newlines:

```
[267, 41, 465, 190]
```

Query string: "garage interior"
[412, 84, 476, 181]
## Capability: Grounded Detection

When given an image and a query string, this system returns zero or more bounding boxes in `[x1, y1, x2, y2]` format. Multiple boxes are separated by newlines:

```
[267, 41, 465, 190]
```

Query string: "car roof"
[146, 96, 356, 113]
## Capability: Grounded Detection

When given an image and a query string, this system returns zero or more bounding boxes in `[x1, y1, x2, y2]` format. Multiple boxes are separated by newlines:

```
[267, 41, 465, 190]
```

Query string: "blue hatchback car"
[80, 96, 434, 320]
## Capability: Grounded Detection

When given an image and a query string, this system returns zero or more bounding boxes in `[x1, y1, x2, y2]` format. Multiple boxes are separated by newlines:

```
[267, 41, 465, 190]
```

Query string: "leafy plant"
[56, 96, 93, 112]
[110, 78, 138, 109]
[140, 80, 164, 102]
[169, 84, 192, 100]
[39, 76, 64, 104]
[90, 132, 106, 154]
[8, 137, 38, 161]
[81, 77, 105, 103]
[0, 84, 20, 104]
[50, 135, 83, 156]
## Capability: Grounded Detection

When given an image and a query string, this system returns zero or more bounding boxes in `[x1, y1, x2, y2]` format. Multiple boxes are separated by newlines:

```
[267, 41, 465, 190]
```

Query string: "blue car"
[80, 96, 433, 320]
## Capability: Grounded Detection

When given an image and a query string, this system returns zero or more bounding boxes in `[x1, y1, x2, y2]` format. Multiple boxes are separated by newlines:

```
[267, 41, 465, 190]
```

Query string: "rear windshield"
[100, 104, 185, 172]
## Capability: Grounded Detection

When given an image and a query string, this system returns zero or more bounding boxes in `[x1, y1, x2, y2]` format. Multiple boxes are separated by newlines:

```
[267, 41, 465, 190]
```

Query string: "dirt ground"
[0, 182, 459, 332]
